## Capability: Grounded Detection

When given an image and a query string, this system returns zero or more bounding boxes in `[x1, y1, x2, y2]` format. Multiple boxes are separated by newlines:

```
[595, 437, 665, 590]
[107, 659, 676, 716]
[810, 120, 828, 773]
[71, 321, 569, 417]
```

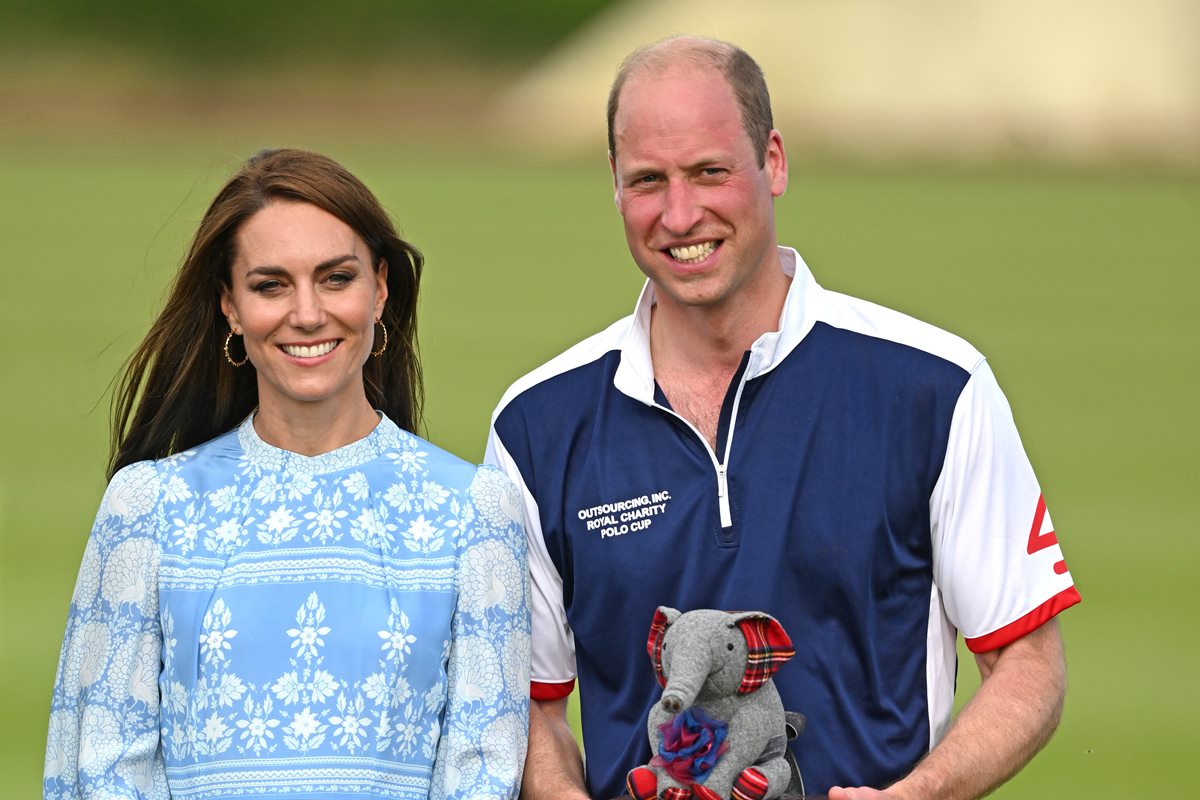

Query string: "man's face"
[610, 65, 787, 316]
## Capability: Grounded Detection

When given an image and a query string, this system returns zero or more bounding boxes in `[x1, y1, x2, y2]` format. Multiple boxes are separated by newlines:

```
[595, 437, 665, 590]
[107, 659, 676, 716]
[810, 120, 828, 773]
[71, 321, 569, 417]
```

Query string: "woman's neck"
[251, 394, 381, 456]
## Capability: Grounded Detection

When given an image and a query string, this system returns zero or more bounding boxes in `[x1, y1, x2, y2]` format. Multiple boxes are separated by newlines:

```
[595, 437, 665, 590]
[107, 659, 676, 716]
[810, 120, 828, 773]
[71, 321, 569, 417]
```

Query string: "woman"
[43, 149, 530, 800]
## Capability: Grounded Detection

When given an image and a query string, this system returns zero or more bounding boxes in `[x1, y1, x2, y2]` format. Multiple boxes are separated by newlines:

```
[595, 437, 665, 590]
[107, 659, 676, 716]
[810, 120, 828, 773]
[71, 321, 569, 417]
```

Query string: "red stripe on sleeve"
[965, 586, 1081, 654]
[531, 679, 575, 702]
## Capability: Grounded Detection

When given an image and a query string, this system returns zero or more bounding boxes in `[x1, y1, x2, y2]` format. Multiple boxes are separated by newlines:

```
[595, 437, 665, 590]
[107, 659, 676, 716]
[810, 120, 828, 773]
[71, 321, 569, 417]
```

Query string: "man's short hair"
[606, 36, 775, 168]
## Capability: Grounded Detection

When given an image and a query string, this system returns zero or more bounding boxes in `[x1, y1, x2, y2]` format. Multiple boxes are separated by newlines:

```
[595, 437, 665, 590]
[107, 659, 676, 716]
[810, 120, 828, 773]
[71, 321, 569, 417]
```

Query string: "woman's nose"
[289, 284, 326, 330]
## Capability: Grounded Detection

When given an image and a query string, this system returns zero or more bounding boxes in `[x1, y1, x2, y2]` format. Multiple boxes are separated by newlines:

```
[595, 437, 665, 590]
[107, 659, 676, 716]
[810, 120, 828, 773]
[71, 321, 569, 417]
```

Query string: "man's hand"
[521, 697, 592, 800]
[829, 788, 896, 800]
[830, 620, 1067, 800]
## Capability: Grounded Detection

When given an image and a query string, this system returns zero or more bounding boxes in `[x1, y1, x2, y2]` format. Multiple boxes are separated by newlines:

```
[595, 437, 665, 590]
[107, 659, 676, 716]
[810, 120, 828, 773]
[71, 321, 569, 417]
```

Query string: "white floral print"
[45, 414, 529, 800]
[378, 599, 417, 663]
[199, 599, 237, 663]
[287, 592, 330, 660]
[401, 514, 445, 553]
[235, 695, 281, 754]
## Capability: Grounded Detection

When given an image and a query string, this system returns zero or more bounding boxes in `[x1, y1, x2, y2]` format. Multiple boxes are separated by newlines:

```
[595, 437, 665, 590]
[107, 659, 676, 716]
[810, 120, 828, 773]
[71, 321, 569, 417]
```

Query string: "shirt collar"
[236, 412, 409, 475]
[613, 246, 821, 404]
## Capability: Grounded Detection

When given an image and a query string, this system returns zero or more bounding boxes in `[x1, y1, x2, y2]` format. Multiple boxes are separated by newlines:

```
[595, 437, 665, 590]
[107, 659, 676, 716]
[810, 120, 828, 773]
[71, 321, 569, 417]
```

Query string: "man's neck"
[649, 265, 791, 450]
[649, 265, 791, 376]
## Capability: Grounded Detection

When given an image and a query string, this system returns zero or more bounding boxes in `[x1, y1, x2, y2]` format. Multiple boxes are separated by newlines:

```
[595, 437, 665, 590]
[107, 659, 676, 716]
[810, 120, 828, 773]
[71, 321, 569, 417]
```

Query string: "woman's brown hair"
[109, 148, 423, 478]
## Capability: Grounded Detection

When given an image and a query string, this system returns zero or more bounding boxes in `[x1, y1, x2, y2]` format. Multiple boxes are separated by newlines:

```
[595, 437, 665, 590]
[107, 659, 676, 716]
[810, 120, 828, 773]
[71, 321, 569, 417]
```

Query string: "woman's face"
[220, 200, 387, 417]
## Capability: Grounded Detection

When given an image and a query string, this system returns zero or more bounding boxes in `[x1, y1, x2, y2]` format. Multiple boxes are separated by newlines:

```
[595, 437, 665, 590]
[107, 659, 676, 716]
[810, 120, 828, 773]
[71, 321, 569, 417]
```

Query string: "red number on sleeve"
[1027, 494, 1068, 575]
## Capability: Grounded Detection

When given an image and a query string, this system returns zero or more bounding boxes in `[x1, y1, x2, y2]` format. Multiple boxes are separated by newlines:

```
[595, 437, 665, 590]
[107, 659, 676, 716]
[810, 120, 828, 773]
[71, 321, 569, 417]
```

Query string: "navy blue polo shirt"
[485, 248, 1079, 798]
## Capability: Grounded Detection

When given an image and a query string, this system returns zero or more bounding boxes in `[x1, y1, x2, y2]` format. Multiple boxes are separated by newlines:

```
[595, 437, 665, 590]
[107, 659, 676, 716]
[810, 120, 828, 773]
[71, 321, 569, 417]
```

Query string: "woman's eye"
[252, 280, 282, 293]
[327, 272, 354, 286]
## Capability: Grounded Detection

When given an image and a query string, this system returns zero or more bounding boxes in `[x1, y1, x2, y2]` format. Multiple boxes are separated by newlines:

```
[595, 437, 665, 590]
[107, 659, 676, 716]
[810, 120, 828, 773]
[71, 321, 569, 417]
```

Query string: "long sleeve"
[44, 461, 169, 800]
[484, 421, 577, 701]
[429, 466, 531, 800]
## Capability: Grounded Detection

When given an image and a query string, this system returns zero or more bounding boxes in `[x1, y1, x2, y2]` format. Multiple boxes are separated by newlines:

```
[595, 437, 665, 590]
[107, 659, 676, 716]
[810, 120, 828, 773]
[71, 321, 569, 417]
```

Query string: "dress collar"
[236, 412, 409, 475]
[613, 246, 822, 403]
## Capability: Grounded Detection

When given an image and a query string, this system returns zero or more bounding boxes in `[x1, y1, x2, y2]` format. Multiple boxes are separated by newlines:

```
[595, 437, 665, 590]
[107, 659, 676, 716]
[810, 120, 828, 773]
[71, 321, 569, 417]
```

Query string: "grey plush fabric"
[637, 607, 797, 800]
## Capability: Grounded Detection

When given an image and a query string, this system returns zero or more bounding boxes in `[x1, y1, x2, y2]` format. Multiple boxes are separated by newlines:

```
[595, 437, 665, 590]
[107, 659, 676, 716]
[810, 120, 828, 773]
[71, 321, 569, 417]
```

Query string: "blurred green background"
[1, 2, 1197, 797]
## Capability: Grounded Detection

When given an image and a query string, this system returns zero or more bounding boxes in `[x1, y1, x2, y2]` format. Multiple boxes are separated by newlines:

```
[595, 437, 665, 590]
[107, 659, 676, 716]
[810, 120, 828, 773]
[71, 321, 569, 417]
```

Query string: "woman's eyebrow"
[243, 254, 361, 276]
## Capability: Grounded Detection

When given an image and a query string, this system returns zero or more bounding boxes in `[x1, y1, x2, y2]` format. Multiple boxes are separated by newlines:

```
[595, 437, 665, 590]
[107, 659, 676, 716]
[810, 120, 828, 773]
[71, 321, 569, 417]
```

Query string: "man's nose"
[660, 182, 703, 235]
[289, 284, 326, 330]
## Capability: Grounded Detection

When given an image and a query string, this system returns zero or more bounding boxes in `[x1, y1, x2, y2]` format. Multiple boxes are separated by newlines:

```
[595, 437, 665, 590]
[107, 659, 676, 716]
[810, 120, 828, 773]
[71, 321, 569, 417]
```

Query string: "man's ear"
[609, 151, 623, 213]
[764, 129, 788, 198]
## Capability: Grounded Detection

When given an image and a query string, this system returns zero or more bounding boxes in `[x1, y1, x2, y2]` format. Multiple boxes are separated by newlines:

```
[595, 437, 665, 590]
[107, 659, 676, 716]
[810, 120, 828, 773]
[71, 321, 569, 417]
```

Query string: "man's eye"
[636, 174, 660, 185]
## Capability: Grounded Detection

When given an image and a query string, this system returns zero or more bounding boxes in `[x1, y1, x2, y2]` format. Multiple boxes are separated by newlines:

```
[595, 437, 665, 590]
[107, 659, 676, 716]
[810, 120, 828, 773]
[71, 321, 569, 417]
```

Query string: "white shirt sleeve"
[929, 362, 1079, 652]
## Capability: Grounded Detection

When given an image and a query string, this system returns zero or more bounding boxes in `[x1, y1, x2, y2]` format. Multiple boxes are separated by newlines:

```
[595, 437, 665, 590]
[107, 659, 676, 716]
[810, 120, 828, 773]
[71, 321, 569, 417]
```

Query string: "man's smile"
[667, 240, 721, 264]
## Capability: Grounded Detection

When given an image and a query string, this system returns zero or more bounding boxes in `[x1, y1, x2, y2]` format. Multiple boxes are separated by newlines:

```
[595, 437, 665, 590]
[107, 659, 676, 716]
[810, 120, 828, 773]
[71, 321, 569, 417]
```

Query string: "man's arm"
[521, 697, 592, 800]
[830, 619, 1067, 800]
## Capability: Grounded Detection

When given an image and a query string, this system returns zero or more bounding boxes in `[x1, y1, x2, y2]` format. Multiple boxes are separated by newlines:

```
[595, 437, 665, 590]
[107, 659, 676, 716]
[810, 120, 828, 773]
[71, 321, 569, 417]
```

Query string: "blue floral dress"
[44, 415, 530, 799]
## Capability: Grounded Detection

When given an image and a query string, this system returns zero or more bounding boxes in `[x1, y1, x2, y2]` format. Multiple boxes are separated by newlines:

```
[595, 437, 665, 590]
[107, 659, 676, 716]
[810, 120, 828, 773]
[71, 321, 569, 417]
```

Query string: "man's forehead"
[620, 61, 729, 104]
[616, 66, 738, 135]
[614, 68, 745, 157]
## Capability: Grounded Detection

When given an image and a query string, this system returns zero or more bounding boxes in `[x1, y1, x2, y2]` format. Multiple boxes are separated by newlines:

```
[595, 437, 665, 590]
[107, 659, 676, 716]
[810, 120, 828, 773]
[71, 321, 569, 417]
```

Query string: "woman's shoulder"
[373, 418, 516, 495]
[100, 460, 167, 524]
[102, 425, 243, 513]
[119, 426, 242, 476]
[373, 417, 470, 480]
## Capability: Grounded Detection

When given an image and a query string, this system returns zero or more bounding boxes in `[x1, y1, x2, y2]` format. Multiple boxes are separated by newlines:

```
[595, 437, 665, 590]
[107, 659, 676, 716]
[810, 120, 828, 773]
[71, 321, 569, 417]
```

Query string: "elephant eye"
[726, 643, 735, 651]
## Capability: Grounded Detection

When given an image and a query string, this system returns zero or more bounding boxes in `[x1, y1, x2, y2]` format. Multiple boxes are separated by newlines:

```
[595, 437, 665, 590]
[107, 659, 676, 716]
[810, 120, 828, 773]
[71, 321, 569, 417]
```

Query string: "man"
[485, 37, 1079, 800]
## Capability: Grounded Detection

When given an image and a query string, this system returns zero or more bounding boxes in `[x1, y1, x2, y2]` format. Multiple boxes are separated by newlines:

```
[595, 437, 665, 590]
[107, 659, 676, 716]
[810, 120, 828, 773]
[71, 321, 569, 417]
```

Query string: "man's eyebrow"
[621, 158, 727, 181]
[621, 166, 661, 182]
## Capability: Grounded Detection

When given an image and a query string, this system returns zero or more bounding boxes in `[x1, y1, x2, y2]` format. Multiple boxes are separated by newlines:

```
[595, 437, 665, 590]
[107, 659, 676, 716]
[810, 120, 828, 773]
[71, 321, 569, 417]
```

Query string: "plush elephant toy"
[626, 607, 800, 800]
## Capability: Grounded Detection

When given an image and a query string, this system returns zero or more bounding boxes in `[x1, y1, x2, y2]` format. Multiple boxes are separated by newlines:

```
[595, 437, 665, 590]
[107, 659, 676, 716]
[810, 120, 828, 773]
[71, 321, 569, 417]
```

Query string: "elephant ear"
[732, 612, 795, 694]
[646, 606, 681, 688]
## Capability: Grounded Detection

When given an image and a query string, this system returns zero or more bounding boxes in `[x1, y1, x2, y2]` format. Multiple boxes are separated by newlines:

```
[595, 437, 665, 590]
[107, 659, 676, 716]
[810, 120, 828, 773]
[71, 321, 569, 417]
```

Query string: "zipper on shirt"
[715, 465, 731, 527]
[717, 371, 750, 529]
[654, 360, 750, 530]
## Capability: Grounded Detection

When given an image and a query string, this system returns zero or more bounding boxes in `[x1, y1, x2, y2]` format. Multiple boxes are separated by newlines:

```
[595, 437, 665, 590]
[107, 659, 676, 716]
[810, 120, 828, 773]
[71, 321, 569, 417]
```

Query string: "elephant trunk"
[660, 671, 705, 715]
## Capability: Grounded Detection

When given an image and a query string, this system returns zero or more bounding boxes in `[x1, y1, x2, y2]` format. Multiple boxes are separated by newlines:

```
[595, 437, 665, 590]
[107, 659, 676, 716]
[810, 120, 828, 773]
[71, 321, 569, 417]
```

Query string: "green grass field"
[1, 137, 1196, 797]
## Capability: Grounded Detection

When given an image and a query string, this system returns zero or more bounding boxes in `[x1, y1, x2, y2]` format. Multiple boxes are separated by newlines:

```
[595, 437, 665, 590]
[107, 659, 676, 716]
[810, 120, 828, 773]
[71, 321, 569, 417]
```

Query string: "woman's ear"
[220, 288, 240, 333]
[647, 607, 681, 687]
[375, 258, 389, 317]
[731, 612, 795, 694]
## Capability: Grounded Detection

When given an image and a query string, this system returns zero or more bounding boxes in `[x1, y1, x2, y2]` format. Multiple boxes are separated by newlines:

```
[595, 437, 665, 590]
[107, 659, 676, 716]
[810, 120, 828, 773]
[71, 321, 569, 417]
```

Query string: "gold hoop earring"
[371, 318, 388, 357]
[224, 330, 248, 367]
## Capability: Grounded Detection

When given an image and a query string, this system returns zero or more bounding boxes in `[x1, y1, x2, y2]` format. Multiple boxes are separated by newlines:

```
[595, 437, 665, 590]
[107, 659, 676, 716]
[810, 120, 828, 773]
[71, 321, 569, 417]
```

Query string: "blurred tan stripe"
[490, 0, 1200, 166]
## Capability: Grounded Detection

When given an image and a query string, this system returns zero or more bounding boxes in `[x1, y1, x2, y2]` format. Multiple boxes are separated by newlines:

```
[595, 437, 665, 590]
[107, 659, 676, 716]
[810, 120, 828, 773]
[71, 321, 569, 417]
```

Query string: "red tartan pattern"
[648, 608, 671, 687]
[730, 766, 770, 800]
[735, 616, 795, 694]
[626, 766, 658, 800]
[662, 787, 691, 800]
